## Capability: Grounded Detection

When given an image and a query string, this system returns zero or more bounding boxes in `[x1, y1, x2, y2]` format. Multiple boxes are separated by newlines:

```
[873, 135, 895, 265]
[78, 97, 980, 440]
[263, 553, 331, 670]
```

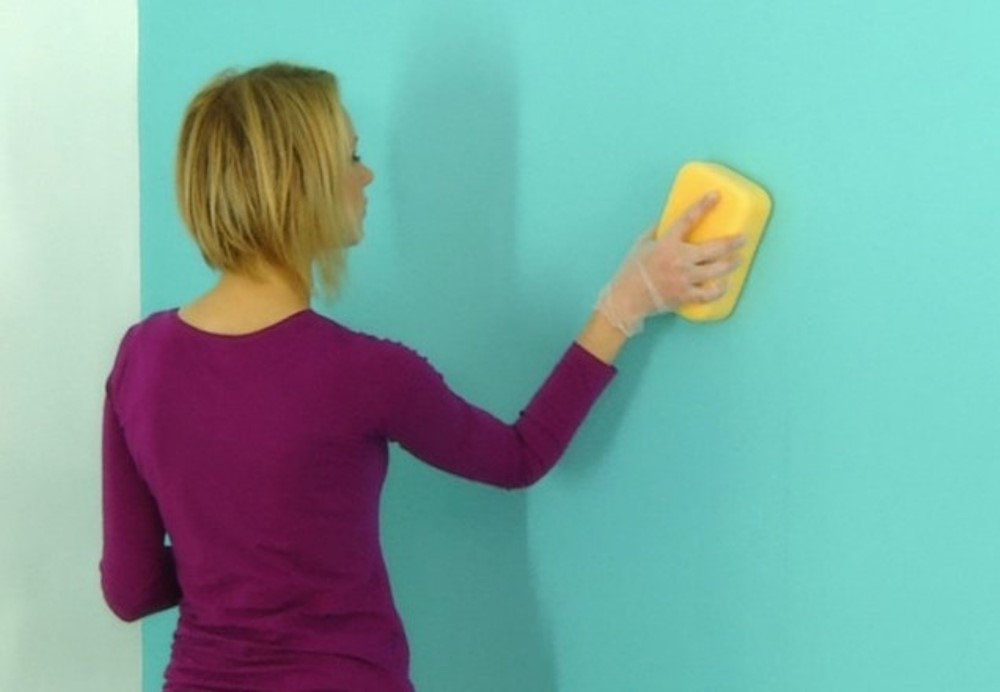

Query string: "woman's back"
[109, 309, 413, 689]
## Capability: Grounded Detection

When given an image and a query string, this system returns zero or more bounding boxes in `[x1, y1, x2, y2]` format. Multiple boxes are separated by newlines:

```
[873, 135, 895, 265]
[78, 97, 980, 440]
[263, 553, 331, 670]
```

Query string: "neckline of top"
[170, 307, 315, 340]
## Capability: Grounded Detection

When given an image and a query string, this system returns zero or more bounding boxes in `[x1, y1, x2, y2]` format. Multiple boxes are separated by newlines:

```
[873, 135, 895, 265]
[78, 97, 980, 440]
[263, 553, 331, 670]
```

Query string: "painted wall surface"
[139, 1, 1000, 690]
[0, 1, 141, 690]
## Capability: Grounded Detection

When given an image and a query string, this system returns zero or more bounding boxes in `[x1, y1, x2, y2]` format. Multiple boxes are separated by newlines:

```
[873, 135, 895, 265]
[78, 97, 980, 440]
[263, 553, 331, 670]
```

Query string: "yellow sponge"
[655, 161, 772, 322]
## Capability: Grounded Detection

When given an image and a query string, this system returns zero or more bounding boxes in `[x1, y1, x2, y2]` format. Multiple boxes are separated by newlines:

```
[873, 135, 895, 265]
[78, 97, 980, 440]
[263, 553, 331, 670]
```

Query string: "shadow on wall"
[378, 9, 558, 692]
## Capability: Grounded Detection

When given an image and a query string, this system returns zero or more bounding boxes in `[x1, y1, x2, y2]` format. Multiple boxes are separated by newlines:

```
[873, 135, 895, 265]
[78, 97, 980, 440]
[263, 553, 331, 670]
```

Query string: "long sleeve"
[382, 342, 616, 489]
[100, 391, 181, 622]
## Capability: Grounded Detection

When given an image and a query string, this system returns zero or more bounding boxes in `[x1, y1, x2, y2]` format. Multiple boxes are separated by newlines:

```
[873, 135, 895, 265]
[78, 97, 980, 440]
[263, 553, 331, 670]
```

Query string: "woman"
[101, 63, 743, 691]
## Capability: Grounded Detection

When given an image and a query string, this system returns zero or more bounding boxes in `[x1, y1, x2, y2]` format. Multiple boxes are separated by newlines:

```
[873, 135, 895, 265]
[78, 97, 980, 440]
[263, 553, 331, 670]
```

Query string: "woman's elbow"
[501, 451, 558, 490]
[101, 582, 149, 622]
[100, 565, 176, 622]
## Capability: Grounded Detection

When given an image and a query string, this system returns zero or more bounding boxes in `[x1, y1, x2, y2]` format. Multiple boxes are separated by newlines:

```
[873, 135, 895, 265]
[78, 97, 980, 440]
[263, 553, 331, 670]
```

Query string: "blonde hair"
[176, 63, 357, 299]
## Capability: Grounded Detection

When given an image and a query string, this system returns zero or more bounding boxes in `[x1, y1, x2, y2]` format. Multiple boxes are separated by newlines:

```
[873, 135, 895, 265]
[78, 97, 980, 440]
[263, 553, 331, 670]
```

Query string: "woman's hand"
[595, 191, 746, 337]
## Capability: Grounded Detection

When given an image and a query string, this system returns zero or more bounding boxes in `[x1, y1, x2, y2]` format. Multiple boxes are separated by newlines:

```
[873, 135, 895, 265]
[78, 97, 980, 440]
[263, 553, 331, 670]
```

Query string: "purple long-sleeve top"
[101, 309, 615, 691]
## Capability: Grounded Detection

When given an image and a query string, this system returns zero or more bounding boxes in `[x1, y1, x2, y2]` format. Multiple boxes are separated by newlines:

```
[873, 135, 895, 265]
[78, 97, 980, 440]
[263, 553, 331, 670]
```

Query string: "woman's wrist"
[576, 311, 629, 365]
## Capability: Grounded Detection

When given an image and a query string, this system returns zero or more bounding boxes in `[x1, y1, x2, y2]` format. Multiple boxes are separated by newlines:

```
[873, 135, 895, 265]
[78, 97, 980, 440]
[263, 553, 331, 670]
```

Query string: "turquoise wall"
[139, 1, 1000, 689]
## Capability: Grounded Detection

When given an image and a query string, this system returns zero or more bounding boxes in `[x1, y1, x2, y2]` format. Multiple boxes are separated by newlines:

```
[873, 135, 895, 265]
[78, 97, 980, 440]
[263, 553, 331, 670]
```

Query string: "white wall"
[0, 1, 141, 689]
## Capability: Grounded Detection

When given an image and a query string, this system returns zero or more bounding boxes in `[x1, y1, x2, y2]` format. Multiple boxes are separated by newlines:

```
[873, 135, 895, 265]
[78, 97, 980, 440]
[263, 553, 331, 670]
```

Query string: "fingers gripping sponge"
[656, 162, 772, 322]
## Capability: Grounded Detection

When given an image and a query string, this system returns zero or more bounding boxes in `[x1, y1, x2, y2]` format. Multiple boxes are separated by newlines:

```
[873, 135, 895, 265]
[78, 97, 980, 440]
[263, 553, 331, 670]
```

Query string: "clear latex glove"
[596, 191, 746, 336]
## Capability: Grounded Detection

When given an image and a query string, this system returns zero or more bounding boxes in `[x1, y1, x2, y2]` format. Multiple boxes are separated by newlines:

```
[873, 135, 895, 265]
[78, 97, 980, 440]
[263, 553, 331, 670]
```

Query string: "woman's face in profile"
[344, 115, 374, 244]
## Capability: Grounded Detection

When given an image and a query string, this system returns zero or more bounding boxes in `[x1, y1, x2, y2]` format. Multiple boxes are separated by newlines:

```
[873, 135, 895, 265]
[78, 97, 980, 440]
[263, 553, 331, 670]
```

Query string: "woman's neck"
[179, 266, 311, 335]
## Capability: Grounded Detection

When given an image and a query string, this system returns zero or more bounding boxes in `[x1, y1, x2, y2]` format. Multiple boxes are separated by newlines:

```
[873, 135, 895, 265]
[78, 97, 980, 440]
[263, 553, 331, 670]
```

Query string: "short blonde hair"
[176, 63, 356, 298]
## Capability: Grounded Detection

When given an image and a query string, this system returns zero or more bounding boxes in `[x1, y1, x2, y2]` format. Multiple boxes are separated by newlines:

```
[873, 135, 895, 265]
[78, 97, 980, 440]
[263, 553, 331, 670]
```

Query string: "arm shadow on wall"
[378, 14, 558, 692]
